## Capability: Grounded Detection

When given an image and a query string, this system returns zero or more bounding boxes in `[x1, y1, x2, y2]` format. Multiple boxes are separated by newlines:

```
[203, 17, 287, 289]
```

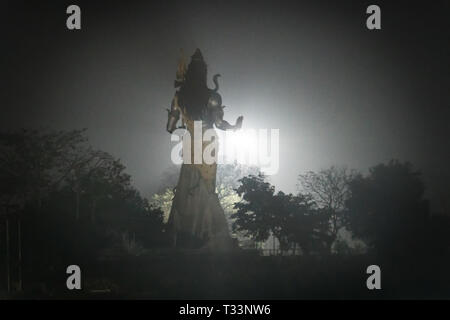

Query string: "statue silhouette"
[166, 49, 243, 250]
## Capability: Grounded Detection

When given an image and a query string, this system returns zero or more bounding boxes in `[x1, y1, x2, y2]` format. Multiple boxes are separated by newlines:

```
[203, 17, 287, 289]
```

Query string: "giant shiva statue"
[166, 49, 243, 250]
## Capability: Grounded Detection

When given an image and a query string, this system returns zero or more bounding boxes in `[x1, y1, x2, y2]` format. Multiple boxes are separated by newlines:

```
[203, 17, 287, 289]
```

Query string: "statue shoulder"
[207, 90, 222, 109]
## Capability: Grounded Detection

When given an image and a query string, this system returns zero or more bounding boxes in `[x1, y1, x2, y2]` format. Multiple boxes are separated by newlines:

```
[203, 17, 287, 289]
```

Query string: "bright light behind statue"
[170, 122, 280, 175]
[218, 129, 259, 165]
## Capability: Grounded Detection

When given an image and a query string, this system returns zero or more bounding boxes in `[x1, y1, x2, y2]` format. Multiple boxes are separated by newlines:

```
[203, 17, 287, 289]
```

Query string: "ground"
[8, 250, 450, 299]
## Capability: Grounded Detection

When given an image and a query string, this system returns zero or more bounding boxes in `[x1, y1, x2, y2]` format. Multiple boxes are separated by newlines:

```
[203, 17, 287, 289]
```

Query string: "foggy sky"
[2, 1, 449, 211]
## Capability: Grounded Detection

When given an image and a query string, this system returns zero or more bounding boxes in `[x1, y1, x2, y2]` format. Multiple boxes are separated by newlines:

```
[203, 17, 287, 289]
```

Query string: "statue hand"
[234, 116, 244, 131]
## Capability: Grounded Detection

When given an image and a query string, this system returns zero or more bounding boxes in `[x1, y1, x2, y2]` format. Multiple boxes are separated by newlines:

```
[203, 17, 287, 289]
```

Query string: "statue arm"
[166, 93, 181, 133]
[214, 106, 243, 131]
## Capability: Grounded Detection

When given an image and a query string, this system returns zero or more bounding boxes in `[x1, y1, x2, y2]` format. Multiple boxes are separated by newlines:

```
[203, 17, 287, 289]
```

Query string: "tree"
[233, 174, 331, 254]
[77, 155, 132, 223]
[277, 193, 334, 255]
[346, 160, 429, 257]
[0, 129, 91, 210]
[0, 128, 166, 293]
[297, 166, 357, 251]
[65, 149, 114, 220]
[150, 188, 175, 223]
[0, 128, 92, 292]
[232, 174, 275, 243]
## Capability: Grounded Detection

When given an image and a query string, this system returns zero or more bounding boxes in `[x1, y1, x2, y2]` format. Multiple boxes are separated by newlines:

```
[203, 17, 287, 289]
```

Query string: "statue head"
[185, 48, 207, 85]
[177, 49, 210, 120]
